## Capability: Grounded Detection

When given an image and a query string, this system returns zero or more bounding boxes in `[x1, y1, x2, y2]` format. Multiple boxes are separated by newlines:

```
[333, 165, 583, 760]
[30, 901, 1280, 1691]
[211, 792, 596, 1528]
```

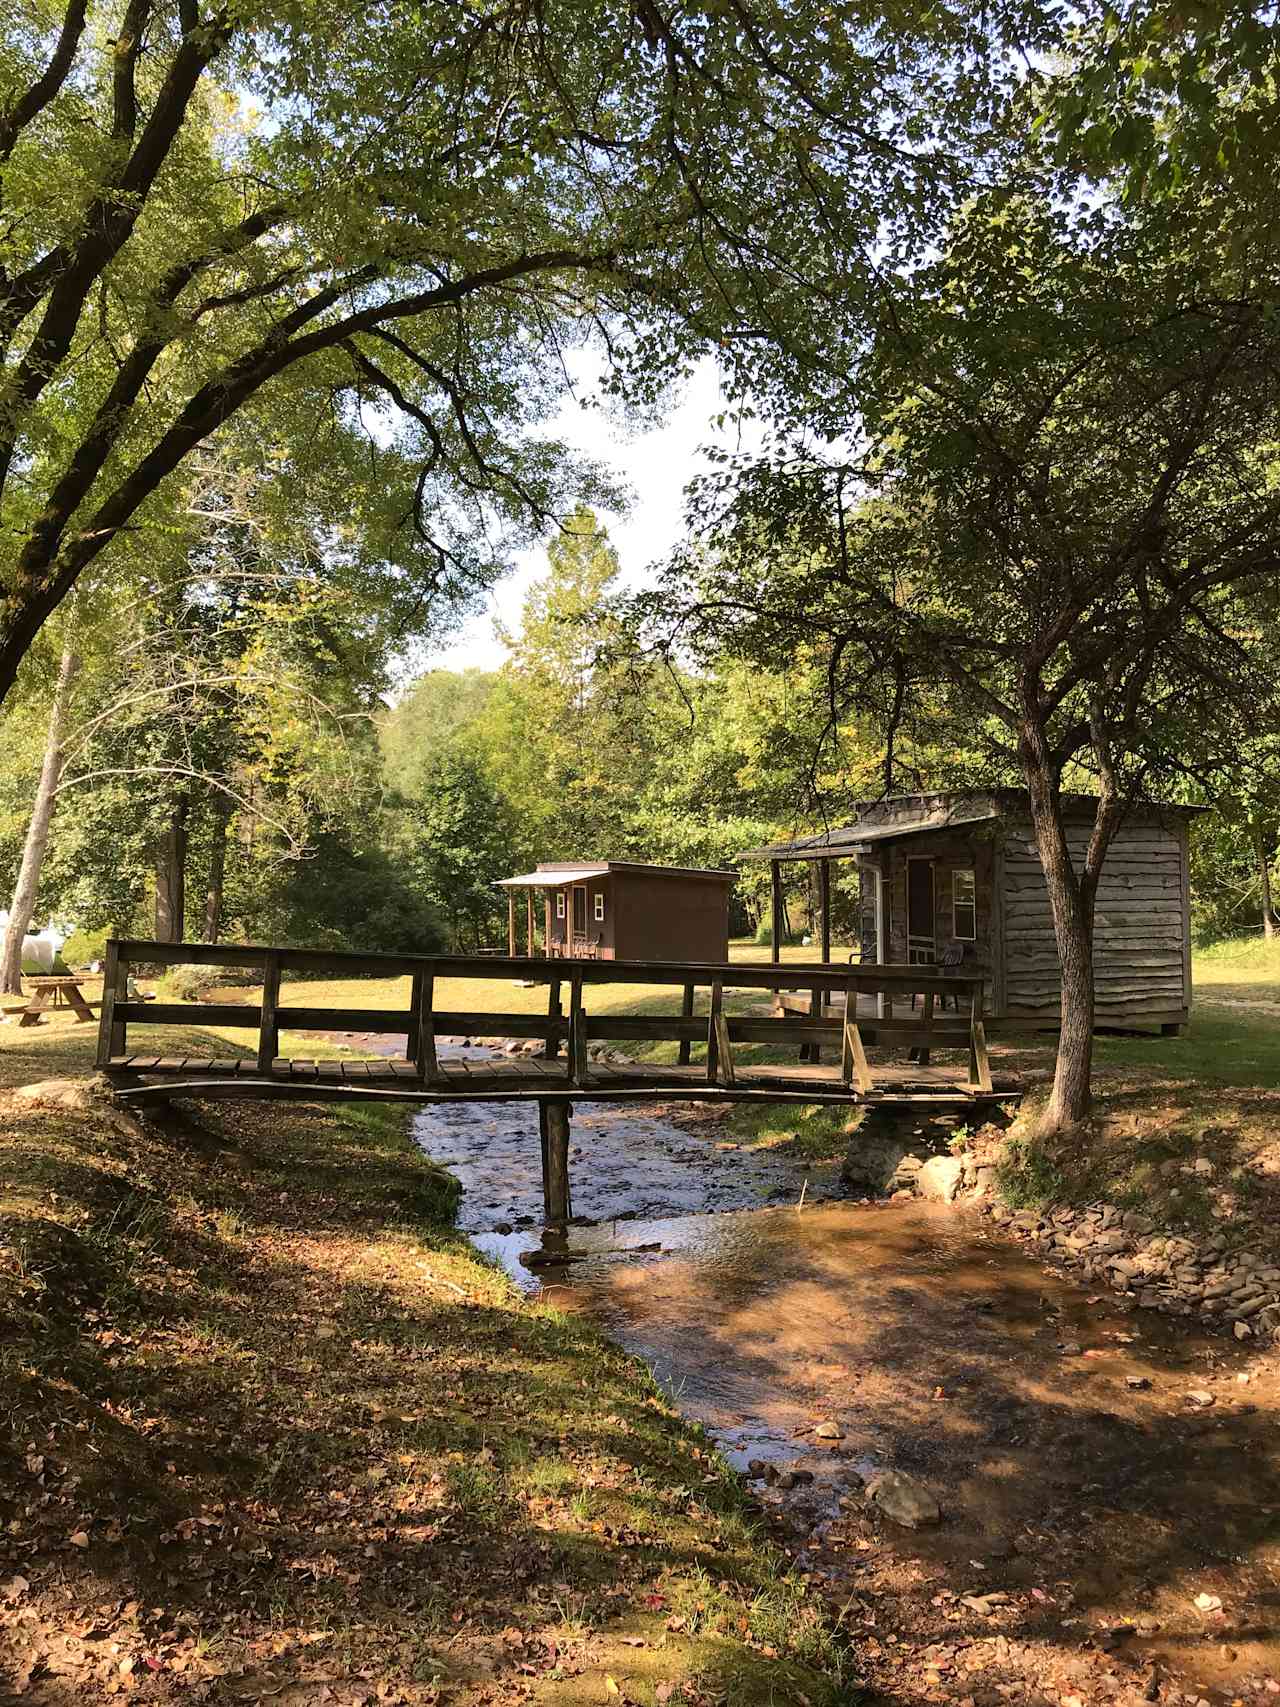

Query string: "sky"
[421, 354, 760, 675]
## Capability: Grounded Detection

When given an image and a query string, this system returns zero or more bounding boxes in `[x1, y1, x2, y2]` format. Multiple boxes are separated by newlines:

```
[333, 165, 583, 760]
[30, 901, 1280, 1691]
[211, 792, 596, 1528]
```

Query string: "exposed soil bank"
[416, 1087, 1280, 1707]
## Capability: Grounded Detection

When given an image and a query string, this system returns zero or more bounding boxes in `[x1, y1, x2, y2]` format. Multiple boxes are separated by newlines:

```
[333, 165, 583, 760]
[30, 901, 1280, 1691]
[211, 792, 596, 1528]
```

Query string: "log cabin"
[747, 791, 1201, 1034]
[496, 860, 737, 961]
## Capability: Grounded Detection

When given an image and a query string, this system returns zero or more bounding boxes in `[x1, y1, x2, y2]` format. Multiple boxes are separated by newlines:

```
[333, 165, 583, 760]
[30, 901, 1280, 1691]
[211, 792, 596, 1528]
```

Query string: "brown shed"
[748, 791, 1201, 1033]
[497, 861, 737, 962]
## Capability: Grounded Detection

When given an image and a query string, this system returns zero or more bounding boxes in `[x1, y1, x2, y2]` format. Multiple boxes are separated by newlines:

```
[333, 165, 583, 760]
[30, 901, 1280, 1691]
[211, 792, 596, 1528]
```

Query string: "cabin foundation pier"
[539, 1098, 573, 1229]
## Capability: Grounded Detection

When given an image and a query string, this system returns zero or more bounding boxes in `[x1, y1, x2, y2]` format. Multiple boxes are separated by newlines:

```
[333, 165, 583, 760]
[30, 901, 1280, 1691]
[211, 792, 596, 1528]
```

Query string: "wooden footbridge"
[98, 939, 1018, 1224]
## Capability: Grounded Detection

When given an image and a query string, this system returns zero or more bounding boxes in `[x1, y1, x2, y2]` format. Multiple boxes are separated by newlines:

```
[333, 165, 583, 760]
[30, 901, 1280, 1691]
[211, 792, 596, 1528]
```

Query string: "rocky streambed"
[838, 1110, 1280, 1345]
[986, 1197, 1280, 1338]
[408, 1072, 1280, 1707]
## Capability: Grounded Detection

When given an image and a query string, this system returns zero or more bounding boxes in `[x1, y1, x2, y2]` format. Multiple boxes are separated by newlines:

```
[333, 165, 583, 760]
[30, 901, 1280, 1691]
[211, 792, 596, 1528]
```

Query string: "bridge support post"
[539, 1098, 573, 1229]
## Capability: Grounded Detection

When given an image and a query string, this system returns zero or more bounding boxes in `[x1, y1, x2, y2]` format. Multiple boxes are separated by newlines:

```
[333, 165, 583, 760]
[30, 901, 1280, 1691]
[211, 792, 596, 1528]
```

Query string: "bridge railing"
[97, 939, 993, 1094]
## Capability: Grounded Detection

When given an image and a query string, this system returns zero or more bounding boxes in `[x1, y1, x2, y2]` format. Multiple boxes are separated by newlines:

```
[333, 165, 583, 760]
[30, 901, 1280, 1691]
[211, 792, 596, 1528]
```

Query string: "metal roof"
[497, 860, 738, 889]
[497, 865, 611, 889]
[746, 810, 1001, 861]
[745, 789, 1206, 863]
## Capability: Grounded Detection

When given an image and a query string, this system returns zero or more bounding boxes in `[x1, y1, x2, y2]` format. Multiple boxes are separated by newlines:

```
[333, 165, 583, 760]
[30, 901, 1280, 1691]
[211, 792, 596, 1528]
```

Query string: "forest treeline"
[2, 499, 1276, 964]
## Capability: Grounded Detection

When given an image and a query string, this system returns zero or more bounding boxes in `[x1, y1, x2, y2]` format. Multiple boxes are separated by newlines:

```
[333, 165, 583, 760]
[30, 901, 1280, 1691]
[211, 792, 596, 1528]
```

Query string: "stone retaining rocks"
[916, 1155, 966, 1202]
[840, 1134, 911, 1193]
[981, 1196, 1280, 1341]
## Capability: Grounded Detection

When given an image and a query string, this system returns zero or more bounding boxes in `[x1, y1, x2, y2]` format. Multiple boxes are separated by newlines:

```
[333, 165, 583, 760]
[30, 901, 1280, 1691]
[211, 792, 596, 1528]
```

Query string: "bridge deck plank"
[108, 1053, 1015, 1108]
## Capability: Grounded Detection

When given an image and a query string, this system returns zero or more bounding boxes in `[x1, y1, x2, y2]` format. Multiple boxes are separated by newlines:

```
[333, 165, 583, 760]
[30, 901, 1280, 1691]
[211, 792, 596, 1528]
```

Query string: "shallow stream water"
[405, 1054, 1280, 1704]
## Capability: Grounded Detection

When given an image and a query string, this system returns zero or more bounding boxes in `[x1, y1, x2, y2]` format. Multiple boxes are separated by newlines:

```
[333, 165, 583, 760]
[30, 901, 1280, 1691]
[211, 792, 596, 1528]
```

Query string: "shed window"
[594, 892, 605, 922]
[556, 893, 565, 920]
[953, 869, 977, 941]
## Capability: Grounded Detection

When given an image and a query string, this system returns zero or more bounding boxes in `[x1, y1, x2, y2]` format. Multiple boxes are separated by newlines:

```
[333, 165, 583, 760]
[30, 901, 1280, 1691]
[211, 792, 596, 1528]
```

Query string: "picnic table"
[19, 975, 96, 1026]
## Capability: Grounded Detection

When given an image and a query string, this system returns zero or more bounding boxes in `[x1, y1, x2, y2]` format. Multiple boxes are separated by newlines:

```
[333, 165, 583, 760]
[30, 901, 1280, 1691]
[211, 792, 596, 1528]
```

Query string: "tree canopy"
[0, 0, 1058, 704]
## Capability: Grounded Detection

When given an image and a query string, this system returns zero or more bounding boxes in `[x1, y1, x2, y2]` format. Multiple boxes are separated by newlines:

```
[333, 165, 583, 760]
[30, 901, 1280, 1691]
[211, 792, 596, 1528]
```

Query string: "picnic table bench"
[19, 975, 96, 1026]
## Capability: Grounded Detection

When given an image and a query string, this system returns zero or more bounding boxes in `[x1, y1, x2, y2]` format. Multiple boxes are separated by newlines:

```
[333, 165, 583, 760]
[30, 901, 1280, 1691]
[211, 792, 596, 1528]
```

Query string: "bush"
[61, 927, 112, 968]
[158, 963, 226, 1001]
[753, 919, 794, 947]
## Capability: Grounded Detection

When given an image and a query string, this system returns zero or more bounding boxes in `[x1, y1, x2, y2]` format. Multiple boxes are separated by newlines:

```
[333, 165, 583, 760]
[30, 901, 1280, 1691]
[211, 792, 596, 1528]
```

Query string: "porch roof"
[497, 860, 739, 889]
[497, 865, 611, 889]
[746, 808, 1001, 862]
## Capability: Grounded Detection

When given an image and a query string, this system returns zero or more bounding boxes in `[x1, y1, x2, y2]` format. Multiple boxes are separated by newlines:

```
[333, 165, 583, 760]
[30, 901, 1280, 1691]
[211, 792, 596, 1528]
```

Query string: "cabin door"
[571, 884, 588, 951]
[906, 857, 935, 964]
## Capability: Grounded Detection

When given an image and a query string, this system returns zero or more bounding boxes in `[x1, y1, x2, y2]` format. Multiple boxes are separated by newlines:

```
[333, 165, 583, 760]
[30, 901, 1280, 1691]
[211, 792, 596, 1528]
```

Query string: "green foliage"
[60, 927, 109, 968]
[380, 671, 497, 799]
[0, 0, 1041, 705]
[994, 1128, 1082, 1210]
[388, 752, 518, 951]
[234, 834, 445, 956]
[753, 920, 793, 948]
[157, 964, 227, 1002]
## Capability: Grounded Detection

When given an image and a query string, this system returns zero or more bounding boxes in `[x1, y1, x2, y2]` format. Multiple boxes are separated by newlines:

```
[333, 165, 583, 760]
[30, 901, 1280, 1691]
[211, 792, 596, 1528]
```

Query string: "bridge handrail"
[97, 939, 993, 1095]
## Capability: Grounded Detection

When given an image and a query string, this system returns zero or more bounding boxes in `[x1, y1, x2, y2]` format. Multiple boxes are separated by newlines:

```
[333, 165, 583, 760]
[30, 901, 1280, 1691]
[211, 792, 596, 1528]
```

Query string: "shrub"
[158, 963, 226, 1001]
[754, 919, 794, 947]
[60, 927, 112, 968]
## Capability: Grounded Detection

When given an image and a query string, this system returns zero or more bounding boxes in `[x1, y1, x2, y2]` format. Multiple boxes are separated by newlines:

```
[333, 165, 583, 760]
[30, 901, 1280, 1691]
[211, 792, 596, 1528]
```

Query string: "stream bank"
[414, 1072, 1280, 1707]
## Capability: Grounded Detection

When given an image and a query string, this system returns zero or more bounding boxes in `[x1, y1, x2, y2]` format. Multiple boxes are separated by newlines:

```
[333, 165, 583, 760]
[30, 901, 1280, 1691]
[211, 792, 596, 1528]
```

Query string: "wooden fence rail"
[97, 939, 995, 1099]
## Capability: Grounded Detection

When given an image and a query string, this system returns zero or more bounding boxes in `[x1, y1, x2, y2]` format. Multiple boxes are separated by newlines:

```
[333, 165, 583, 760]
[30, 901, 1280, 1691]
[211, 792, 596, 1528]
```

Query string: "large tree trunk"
[1257, 833, 1277, 940]
[203, 795, 231, 943]
[0, 643, 80, 995]
[1018, 718, 1117, 1136]
[155, 798, 190, 943]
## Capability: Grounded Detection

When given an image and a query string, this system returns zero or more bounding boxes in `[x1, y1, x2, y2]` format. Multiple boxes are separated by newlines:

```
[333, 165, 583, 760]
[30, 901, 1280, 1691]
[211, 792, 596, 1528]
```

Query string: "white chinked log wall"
[1001, 817, 1190, 1025]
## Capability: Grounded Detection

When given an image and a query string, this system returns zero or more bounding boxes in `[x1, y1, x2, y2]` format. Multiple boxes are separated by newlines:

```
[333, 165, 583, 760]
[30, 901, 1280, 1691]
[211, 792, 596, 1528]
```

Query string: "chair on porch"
[912, 941, 967, 1011]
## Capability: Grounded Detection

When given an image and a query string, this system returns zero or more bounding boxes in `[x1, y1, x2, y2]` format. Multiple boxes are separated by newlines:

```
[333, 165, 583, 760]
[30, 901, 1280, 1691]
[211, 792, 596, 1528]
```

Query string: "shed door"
[906, 858, 935, 963]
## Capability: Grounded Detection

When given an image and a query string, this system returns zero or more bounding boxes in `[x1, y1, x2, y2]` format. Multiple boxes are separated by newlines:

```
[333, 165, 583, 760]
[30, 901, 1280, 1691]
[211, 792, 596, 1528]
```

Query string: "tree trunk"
[1018, 725, 1100, 1135]
[155, 798, 190, 942]
[0, 643, 80, 995]
[203, 795, 231, 943]
[1257, 834, 1276, 940]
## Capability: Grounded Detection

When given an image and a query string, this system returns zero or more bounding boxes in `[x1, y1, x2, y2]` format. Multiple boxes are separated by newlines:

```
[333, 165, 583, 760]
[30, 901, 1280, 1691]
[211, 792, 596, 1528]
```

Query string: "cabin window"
[594, 892, 605, 922]
[953, 869, 977, 940]
[556, 893, 565, 920]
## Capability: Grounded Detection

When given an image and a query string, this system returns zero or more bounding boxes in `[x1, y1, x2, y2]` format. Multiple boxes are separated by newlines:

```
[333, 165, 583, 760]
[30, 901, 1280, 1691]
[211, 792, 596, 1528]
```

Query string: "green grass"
[1191, 933, 1280, 973]
[0, 1008, 852, 1706]
[990, 938, 1280, 1240]
[1092, 1004, 1280, 1088]
[716, 1098, 865, 1158]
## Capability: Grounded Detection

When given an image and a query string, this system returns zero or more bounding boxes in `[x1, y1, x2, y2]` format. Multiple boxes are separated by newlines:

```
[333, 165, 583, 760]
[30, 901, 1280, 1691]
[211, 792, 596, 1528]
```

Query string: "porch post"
[544, 895, 553, 958]
[526, 890, 535, 956]
[875, 866, 887, 1020]
[819, 858, 831, 966]
[770, 859, 783, 965]
[508, 892, 516, 957]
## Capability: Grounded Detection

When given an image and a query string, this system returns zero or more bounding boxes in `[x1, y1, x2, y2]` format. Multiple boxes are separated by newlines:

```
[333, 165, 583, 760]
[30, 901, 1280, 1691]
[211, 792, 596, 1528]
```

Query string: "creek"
[410, 1056, 1280, 1706]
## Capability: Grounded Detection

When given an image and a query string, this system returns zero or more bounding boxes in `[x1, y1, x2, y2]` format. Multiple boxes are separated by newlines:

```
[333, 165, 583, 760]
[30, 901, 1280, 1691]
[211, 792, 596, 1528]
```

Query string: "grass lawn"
[0, 1020, 850, 1705]
[987, 938, 1280, 1239]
